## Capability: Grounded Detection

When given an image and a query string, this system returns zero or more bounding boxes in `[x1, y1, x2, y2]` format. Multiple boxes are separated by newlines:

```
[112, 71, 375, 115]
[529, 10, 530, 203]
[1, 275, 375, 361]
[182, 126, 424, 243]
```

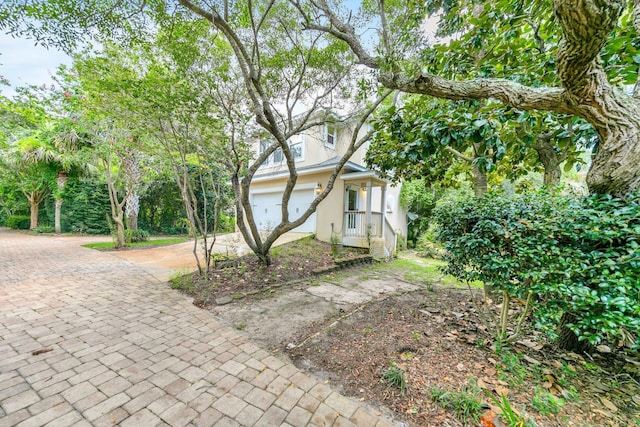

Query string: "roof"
[251, 157, 368, 182]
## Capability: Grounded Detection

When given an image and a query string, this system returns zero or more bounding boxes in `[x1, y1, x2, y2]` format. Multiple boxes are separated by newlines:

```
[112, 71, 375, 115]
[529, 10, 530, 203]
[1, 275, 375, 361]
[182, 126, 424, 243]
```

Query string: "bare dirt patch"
[174, 241, 640, 427]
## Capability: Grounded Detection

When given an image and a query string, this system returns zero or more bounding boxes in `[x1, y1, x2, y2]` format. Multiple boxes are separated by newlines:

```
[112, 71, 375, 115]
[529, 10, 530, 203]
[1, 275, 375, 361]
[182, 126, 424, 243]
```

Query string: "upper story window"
[273, 147, 283, 163]
[259, 137, 305, 166]
[325, 123, 337, 148]
[290, 140, 304, 161]
[259, 140, 270, 166]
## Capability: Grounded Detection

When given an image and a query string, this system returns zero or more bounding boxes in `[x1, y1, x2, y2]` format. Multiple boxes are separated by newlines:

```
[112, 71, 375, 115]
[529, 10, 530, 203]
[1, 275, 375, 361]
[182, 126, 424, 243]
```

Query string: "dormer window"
[325, 123, 336, 148]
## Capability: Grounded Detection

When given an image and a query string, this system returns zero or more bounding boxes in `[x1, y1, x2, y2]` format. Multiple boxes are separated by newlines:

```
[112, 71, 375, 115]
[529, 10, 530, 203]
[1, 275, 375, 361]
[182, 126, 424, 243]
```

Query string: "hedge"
[434, 190, 640, 349]
[6, 215, 31, 230]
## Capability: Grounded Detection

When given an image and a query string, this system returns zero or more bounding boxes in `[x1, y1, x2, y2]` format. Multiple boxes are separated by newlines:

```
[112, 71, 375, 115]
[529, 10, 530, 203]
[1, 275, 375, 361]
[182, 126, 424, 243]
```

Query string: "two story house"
[247, 115, 407, 257]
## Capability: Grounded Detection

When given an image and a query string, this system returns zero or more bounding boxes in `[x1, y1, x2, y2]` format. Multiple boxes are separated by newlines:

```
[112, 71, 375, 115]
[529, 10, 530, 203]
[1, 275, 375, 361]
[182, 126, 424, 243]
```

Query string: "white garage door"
[252, 189, 316, 233]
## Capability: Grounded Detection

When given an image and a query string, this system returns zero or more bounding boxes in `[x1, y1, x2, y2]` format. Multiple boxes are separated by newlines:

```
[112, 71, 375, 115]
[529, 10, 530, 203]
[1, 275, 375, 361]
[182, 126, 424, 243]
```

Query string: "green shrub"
[125, 229, 150, 243]
[59, 178, 111, 234]
[32, 225, 55, 234]
[217, 214, 235, 233]
[415, 226, 445, 259]
[434, 190, 640, 348]
[6, 215, 31, 230]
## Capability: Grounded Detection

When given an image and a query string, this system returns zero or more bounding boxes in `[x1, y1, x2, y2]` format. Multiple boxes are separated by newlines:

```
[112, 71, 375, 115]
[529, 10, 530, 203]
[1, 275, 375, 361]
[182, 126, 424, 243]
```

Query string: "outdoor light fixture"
[315, 183, 323, 194]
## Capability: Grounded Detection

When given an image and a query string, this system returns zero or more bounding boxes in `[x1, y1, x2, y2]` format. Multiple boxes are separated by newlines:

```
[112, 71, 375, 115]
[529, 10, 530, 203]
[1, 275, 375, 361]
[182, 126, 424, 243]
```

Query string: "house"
[247, 114, 407, 257]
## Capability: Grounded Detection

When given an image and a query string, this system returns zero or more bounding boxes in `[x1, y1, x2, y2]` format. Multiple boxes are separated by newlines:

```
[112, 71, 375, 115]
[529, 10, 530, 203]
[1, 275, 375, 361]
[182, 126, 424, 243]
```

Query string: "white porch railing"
[343, 211, 382, 238]
[383, 216, 397, 257]
[342, 211, 397, 258]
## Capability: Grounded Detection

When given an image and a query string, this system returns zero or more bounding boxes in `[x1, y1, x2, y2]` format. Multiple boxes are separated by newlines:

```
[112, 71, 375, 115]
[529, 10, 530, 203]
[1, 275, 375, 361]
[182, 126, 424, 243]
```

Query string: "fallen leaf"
[522, 355, 540, 365]
[481, 377, 495, 385]
[483, 367, 497, 376]
[495, 385, 510, 396]
[517, 339, 539, 349]
[596, 345, 612, 354]
[592, 408, 613, 417]
[480, 410, 497, 427]
[599, 396, 618, 412]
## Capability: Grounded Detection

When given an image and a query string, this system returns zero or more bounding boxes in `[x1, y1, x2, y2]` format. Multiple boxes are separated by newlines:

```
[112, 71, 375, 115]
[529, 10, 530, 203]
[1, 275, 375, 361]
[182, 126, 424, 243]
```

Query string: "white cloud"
[0, 33, 71, 96]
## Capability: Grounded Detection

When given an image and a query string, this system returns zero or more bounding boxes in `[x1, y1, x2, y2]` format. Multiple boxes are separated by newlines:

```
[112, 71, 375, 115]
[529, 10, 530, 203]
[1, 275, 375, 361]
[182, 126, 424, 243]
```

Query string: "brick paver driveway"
[0, 230, 397, 427]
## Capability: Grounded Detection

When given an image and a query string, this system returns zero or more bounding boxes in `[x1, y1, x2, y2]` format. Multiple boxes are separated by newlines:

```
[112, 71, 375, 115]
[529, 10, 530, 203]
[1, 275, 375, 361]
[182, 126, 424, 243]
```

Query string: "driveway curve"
[0, 229, 397, 427]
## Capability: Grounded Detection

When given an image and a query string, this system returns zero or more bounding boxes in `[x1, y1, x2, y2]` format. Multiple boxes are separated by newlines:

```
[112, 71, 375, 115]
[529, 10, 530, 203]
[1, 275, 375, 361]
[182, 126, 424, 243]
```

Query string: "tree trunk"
[128, 214, 138, 230]
[54, 199, 63, 233]
[557, 312, 592, 353]
[126, 192, 139, 230]
[533, 134, 562, 186]
[54, 172, 69, 234]
[114, 215, 126, 248]
[29, 195, 39, 230]
[471, 163, 487, 197]
[583, 96, 640, 195]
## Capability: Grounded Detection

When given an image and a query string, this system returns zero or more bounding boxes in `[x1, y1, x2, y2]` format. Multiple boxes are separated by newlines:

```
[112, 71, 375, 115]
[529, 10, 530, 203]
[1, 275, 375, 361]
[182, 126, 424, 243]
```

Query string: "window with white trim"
[273, 147, 283, 163]
[259, 140, 270, 166]
[290, 141, 304, 161]
[325, 123, 337, 148]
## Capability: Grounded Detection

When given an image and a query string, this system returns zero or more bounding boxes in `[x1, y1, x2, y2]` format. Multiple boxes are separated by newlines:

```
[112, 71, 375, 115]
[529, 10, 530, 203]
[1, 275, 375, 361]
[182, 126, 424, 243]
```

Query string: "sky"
[0, 11, 441, 99]
[0, 32, 71, 96]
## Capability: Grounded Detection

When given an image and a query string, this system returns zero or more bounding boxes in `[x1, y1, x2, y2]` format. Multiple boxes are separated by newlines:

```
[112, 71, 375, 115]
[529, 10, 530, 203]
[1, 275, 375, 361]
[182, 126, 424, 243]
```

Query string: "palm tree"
[47, 121, 95, 233]
[1, 136, 57, 229]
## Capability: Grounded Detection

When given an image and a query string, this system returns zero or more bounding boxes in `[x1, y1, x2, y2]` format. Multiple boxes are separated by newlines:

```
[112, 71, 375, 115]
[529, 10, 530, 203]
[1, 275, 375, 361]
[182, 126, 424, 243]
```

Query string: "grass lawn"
[82, 237, 189, 250]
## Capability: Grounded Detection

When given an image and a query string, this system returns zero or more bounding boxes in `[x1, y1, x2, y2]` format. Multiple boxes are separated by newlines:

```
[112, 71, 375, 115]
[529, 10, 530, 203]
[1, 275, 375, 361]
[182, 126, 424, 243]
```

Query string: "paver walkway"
[0, 230, 398, 427]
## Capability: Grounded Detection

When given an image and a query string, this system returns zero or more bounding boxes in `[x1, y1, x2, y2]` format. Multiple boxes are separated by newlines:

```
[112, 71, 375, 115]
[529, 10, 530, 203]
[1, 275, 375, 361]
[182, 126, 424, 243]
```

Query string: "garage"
[251, 189, 316, 233]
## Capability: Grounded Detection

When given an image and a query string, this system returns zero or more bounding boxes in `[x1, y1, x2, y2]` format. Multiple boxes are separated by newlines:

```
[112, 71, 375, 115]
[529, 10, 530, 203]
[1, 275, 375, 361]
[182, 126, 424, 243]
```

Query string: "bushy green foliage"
[6, 215, 31, 229]
[217, 214, 235, 233]
[415, 229, 445, 259]
[434, 190, 640, 348]
[138, 178, 187, 235]
[125, 229, 150, 243]
[32, 225, 55, 234]
[400, 179, 440, 245]
[59, 178, 111, 234]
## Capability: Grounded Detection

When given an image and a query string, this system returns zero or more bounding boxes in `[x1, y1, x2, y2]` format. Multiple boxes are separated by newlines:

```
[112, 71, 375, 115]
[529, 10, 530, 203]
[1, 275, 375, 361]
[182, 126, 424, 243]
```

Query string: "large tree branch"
[445, 146, 473, 163]
[293, 0, 379, 68]
[379, 72, 575, 115]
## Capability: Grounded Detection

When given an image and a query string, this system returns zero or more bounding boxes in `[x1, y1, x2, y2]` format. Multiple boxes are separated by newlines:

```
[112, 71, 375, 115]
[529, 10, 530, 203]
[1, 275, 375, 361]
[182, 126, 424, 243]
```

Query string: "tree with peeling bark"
[297, 0, 640, 196]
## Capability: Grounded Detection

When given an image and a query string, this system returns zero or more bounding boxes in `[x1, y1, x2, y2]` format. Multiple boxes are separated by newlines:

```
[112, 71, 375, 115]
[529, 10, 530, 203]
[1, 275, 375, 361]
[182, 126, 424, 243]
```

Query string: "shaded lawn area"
[82, 236, 189, 250]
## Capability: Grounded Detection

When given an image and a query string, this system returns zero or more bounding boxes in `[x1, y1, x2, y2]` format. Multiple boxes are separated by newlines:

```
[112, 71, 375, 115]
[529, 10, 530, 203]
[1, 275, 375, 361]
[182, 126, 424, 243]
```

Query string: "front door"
[345, 187, 359, 234]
